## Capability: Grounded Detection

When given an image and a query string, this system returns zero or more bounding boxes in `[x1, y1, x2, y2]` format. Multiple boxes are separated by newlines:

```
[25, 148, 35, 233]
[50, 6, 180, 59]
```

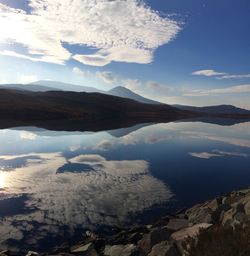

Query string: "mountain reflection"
[0, 121, 249, 251]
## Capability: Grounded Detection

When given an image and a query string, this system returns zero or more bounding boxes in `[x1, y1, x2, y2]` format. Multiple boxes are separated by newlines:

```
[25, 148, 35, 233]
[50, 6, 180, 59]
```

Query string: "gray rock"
[221, 208, 234, 226]
[148, 241, 178, 256]
[171, 223, 212, 256]
[138, 227, 171, 254]
[244, 200, 250, 216]
[70, 242, 98, 255]
[104, 244, 136, 256]
[26, 252, 39, 256]
[212, 203, 231, 224]
[206, 199, 219, 211]
[0, 250, 9, 256]
[111, 228, 146, 245]
[166, 218, 189, 231]
[186, 206, 213, 224]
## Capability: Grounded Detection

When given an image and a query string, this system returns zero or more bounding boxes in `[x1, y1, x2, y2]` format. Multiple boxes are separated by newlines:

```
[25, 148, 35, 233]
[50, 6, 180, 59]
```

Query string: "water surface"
[0, 121, 250, 252]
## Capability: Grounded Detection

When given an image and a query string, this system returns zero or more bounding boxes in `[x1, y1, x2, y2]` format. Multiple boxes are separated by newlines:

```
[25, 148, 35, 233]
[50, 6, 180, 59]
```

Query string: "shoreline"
[2, 187, 250, 256]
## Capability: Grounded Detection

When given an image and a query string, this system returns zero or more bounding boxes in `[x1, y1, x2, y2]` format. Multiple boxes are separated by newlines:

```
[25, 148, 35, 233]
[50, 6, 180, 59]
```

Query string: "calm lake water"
[0, 121, 250, 253]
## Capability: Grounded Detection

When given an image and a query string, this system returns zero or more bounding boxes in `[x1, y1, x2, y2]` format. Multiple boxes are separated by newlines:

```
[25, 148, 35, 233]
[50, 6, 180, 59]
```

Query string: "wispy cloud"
[192, 69, 250, 80]
[189, 150, 249, 159]
[96, 71, 116, 84]
[122, 79, 142, 91]
[218, 74, 250, 80]
[192, 69, 227, 77]
[0, 1, 182, 66]
[72, 67, 91, 77]
[184, 84, 250, 96]
[183, 131, 250, 149]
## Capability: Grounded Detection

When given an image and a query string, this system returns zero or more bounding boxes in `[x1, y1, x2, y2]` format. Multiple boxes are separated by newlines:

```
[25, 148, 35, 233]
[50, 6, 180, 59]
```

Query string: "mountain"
[173, 104, 250, 115]
[107, 86, 160, 104]
[31, 80, 104, 93]
[0, 81, 160, 104]
[0, 89, 249, 131]
[0, 83, 59, 92]
[1, 81, 250, 117]
[0, 89, 185, 122]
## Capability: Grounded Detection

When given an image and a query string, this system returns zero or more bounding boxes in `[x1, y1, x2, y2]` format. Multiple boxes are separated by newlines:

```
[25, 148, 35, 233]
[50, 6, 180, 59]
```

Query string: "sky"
[0, 0, 250, 109]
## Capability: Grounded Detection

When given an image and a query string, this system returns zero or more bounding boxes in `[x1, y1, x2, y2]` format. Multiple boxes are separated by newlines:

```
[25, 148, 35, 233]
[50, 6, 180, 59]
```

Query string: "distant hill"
[0, 89, 184, 122]
[173, 104, 250, 115]
[107, 86, 160, 104]
[0, 81, 250, 117]
[0, 81, 159, 104]
[0, 89, 249, 131]
[31, 80, 103, 93]
[0, 83, 59, 92]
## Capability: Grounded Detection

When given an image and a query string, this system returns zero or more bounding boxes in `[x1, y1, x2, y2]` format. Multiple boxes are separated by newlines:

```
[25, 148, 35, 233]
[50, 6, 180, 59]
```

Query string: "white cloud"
[218, 74, 250, 79]
[122, 79, 142, 91]
[189, 152, 221, 159]
[72, 67, 90, 77]
[183, 131, 250, 149]
[146, 81, 172, 94]
[0, 152, 173, 245]
[0, 1, 182, 66]
[184, 84, 250, 96]
[192, 69, 250, 80]
[96, 71, 116, 84]
[192, 69, 227, 77]
[20, 131, 37, 140]
[189, 150, 249, 159]
[18, 74, 38, 84]
[94, 139, 114, 151]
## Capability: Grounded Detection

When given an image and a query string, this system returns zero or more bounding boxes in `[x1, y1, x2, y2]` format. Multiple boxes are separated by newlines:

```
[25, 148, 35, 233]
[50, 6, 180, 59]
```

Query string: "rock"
[166, 218, 189, 231]
[171, 223, 212, 242]
[234, 212, 248, 225]
[221, 208, 234, 226]
[223, 195, 244, 206]
[138, 227, 171, 254]
[0, 250, 9, 256]
[111, 226, 148, 245]
[206, 199, 219, 211]
[86, 231, 98, 240]
[212, 203, 231, 224]
[111, 232, 143, 245]
[26, 252, 39, 256]
[171, 223, 212, 256]
[152, 216, 170, 228]
[244, 200, 250, 216]
[70, 242, 98, 255]
[129, 226, 149, 234]
[148, 241, 178, 256]
[186, 206, 213, 224]
[104, 244, 136, 256]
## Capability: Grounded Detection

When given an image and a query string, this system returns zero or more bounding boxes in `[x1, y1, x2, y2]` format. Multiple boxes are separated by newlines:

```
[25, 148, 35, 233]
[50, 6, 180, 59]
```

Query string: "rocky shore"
[2, 187, 250, 256]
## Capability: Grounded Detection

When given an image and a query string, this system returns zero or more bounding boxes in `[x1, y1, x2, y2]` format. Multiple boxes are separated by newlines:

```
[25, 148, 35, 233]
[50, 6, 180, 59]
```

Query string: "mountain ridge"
[0, 81, 249, 114]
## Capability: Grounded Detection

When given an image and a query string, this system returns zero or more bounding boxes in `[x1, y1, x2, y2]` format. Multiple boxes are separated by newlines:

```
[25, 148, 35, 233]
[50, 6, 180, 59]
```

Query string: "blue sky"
[0, 0, 250, 108]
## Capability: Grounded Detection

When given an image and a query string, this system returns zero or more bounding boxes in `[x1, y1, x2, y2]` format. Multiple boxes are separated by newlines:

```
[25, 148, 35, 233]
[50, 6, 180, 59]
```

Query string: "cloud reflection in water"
[0, 152, 173, 249]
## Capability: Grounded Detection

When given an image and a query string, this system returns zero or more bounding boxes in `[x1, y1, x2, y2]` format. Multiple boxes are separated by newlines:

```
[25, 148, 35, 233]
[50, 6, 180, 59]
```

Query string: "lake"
[0, 120, 250, 253]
